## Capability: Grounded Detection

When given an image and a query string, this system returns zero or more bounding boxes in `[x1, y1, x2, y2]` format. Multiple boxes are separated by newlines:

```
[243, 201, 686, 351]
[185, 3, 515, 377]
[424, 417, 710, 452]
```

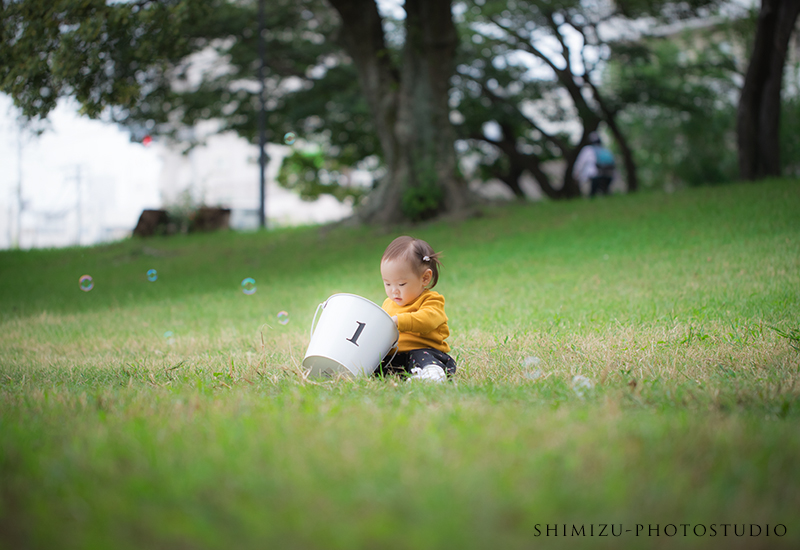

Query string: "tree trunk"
[606, 122, 638, 193]
[492, 126, 561, 199]
[737, 0, 800, 179]
[590, 83, 639, 193]
[327, 0, 468, 223]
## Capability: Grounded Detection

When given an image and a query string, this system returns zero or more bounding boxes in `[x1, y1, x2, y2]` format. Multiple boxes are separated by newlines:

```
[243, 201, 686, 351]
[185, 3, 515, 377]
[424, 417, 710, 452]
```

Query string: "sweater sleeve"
[396, 293, 447, 334]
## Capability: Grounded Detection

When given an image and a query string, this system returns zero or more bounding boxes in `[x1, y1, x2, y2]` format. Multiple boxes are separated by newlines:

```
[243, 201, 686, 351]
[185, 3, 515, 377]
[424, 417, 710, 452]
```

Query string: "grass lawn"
[1, 179, 799, 549]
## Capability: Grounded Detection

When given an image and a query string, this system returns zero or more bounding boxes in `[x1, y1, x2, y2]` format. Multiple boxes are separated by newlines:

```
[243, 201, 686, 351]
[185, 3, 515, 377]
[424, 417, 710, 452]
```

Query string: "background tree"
[189, 0, 470, 222]
[609, 22, 742, 188]
[454, 0, 629, 199]
[0, 0, 379, 210]
[111, 0, 348, 153]
[450, 37, 564, 199]
[126, 0, 377, 204]
[737, 0, 800, 179]
[5, 0, 782, 221]
[1, 0, 470, 223]
[0, 0, 219, 121]
[450, 0, 726, 199]
[324, 0, 469, 222]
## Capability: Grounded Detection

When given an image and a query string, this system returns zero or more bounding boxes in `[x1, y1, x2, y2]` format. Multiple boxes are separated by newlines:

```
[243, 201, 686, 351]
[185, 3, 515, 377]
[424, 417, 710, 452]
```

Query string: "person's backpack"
[593, 146, 615, 177]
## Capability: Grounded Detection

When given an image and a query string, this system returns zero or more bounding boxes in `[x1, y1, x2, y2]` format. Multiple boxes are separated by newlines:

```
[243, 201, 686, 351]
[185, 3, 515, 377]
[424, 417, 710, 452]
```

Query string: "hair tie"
[422, 255, 430, 262]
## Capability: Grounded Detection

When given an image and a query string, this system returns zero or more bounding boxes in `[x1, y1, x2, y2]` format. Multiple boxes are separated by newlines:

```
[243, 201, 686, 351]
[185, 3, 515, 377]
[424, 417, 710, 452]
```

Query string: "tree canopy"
[2, 0, 794, 223]
[1, 0, 215, 120]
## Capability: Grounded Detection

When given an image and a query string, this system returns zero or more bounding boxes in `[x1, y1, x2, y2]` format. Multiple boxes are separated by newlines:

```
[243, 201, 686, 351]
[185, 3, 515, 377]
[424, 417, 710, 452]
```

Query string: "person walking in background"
[573, 131, 616, 197]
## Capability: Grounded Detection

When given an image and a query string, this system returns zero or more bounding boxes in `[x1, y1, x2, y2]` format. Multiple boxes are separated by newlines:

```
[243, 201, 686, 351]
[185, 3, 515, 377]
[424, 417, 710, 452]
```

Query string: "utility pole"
[257, 0, 267, 229]
[64, 165, 83, 246]
[75, 165, 82, 245]
[13, 119, 24, 248]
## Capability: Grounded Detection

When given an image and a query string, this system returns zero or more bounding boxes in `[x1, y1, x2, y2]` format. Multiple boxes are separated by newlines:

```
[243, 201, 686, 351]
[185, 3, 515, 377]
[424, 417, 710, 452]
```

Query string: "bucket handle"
[383, 337, 399, 366]
[309, 301, 325, 339]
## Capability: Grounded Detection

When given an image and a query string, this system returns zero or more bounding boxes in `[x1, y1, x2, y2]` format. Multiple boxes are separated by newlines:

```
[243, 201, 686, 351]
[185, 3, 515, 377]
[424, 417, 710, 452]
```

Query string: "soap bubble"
[147, 269, 158, 282]
[79, 275, 94, 292]
[284, 132, 296, 145]
[163, 330, 175, 346]
[572, 375, 594, 398]
[241, 277, 257, 295]
[522, 356, 541, 368]
[277, 311, 290, 325]
[524, 369, 543, 380]
[522, 356, 543, 380]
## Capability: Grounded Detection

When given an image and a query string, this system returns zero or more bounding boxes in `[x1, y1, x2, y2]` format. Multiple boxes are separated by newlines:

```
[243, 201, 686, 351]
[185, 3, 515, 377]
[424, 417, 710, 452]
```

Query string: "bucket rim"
[325, 292, 384, 311]
[323, 293, 398, 336]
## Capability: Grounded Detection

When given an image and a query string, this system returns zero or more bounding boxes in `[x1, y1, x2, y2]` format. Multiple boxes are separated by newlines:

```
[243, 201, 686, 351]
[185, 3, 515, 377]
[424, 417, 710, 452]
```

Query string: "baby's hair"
[381, 236, 442, 289]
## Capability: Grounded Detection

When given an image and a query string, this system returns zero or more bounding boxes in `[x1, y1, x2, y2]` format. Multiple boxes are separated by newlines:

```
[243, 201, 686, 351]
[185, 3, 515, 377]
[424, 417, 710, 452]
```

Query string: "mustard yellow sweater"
[381, 290, 450, 353]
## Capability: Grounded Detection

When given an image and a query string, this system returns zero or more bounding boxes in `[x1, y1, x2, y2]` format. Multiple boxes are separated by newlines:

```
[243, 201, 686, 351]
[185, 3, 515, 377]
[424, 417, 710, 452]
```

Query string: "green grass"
[1, 179, 799, 549]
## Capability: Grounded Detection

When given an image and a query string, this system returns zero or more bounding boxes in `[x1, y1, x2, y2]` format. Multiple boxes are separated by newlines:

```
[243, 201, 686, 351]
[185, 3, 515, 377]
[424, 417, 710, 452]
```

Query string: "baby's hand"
[391, 315, 398, 326]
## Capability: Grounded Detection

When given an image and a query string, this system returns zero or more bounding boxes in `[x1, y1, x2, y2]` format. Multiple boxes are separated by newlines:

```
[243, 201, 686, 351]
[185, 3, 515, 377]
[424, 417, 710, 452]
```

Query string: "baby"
[378, 236, 456, 382]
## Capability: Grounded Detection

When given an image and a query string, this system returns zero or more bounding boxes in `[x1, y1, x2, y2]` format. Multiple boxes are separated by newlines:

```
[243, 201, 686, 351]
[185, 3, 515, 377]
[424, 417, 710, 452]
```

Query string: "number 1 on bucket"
[346, 321, 366, 346]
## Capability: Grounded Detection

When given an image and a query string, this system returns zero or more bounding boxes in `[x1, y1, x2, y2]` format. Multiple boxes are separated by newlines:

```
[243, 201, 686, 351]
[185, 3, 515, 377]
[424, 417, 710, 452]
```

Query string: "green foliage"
[276, 147, 367, 203]
[122, 0, 358, 149]
[0, 0, 218, 120]
[3, 0, 746, 206]
[454, 0, 734, 197]
[275, 63, 381, 164]
[454, 0, 607, 196]
[2, 0, 769, 209]
[609, 26, 742, 188]
[618, 103, 739, 188]
[401, 160, 445, 221]
[451, 7, 561, 191]
[615, 0, 725, 21]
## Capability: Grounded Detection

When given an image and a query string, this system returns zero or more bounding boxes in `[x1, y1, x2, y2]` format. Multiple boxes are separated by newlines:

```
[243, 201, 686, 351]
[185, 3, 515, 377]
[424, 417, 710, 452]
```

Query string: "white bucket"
[302, 293, 399, 378]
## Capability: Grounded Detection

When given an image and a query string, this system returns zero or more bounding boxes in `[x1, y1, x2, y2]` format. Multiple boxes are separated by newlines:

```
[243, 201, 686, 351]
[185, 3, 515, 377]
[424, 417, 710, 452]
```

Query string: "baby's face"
[381, 258, 431, 307]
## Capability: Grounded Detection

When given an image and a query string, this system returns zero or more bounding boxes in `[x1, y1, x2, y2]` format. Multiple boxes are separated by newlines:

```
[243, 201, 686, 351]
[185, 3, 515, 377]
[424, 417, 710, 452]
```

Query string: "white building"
[0, 95, 353, 250]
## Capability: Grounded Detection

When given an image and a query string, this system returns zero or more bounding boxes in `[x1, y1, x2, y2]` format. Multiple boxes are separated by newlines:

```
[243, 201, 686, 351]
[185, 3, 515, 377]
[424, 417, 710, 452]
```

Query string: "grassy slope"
[1, 179, 799, 549]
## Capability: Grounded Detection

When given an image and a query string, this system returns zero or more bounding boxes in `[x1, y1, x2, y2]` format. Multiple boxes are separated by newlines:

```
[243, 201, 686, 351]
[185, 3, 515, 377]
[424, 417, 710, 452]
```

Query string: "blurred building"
[0, 95, 353, 250]
[155, 125, 353, 231]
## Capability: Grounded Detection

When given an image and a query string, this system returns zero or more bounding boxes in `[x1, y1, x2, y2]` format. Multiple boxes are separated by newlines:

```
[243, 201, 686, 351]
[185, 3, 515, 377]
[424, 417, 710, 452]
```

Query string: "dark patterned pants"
[374, 348, 457, 378]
